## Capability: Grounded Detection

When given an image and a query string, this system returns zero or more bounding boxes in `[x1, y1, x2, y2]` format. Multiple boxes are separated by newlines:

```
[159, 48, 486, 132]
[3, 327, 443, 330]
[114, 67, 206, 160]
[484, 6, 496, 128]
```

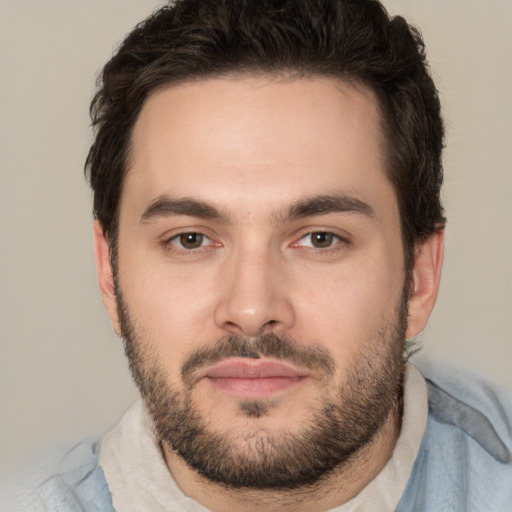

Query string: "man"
[3, 0, 511, 510]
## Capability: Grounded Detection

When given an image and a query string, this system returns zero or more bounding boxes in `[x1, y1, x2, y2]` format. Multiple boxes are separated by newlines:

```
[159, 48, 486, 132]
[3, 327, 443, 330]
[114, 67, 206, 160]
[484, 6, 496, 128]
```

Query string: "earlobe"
[406, 229, 445, 338]
[93, 221, 121, 335]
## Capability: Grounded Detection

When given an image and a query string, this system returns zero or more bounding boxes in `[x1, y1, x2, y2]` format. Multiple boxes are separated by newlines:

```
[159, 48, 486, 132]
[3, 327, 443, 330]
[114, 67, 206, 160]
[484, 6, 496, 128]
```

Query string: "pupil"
[312, 232, 332, 248]
[180, 233, 203, 249]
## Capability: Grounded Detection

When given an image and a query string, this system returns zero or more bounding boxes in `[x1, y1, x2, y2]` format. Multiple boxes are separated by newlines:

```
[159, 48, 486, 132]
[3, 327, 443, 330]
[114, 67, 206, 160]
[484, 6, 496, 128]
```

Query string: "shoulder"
[419, 358, 512, 464]
[399, 359, 512, 512]
[0, 437, 114, 512]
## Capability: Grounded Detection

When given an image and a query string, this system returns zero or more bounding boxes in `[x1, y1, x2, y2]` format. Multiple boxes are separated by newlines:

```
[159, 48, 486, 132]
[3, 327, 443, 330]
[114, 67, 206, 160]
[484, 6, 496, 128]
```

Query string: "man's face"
[104, 76, 412, 487]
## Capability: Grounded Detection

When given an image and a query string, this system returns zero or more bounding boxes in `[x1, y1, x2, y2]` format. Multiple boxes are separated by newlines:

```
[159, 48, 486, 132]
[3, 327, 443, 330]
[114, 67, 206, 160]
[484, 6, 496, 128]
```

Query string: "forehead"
[123, 75, 394, 220]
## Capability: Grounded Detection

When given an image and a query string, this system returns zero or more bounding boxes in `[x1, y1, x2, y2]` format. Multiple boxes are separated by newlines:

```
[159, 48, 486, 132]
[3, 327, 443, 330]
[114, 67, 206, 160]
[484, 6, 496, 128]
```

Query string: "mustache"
[181, 333, 335, 386]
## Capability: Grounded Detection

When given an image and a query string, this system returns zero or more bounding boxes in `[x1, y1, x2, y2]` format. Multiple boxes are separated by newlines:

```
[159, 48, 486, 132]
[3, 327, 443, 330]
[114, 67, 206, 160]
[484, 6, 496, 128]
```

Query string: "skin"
[94, 76, 443, 511]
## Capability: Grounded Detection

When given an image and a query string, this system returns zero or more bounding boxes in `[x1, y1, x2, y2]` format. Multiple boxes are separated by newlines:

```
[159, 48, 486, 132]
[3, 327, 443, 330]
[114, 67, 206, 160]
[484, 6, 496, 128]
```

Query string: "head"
[88, 0, 444, 491]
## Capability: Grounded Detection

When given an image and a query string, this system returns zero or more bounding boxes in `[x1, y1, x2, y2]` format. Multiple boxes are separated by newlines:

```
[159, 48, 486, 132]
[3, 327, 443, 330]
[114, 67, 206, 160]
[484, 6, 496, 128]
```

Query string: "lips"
[203, 358, 308, 397]
[206, 358, 308, 379]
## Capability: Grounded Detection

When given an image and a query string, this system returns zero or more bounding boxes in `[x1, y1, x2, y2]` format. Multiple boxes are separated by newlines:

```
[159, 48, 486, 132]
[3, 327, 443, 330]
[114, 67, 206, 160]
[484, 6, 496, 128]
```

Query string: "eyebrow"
[141, 195, 228, 223]
[140, 192, 374, 224]
[281, 193, 374, 222]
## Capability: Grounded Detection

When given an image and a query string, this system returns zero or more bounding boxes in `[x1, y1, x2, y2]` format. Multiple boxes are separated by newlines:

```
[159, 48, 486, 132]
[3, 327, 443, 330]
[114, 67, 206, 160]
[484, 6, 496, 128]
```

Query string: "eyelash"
[291, 231, 347, 251]
[164, 232, 217, 253]
[163, 229, 349, 255]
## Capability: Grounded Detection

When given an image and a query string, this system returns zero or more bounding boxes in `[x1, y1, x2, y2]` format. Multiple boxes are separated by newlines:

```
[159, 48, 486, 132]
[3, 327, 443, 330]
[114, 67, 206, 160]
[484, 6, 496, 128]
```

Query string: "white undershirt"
[100, 363, 428, 512]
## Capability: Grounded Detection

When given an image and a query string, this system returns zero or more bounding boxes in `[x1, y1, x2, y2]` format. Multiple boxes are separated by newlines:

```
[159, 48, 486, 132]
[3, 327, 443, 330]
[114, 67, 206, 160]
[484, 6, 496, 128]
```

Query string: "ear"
[406, 229, 444, 338]
[93, 220, 121, 335]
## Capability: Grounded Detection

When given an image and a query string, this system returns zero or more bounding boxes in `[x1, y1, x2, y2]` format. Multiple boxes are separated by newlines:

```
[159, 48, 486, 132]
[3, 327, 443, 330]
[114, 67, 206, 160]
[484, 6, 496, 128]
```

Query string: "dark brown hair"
[85, 0, 445, 271]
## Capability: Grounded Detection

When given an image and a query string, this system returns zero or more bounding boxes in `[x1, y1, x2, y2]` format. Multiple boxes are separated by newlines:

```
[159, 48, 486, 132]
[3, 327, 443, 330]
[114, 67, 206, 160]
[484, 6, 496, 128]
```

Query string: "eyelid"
[159, 226, 350, 254]
[169, 232, 210, 249]
[162, 228, 221, 252]
[290, 228, 351, 248]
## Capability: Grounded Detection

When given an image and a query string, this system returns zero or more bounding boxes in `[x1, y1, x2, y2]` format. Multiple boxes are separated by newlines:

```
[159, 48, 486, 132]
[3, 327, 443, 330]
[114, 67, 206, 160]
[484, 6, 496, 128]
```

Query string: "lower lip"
[206, 376, 305, 397]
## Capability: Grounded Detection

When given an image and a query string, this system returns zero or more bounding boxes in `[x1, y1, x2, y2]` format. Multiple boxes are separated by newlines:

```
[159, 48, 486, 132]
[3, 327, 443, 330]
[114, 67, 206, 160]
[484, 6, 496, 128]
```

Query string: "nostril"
[261, 319, 278, 332]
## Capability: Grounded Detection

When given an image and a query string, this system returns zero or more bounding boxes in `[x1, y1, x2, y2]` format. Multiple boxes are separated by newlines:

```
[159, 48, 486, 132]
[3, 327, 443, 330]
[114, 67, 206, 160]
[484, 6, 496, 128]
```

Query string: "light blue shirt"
[2, 361, 511, 511]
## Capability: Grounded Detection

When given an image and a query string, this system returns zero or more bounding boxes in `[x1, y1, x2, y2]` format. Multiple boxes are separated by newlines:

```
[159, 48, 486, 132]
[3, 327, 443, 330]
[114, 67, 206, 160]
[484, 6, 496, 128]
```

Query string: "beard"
[116, 288, 407, 490]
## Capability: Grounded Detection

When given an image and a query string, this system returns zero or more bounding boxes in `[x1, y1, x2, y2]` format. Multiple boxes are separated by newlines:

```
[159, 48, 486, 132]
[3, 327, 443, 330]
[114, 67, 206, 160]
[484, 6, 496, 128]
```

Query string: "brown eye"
[310, 232, 334, 248]
[175, 233, 206, 249]
[292, 231, 346, 251]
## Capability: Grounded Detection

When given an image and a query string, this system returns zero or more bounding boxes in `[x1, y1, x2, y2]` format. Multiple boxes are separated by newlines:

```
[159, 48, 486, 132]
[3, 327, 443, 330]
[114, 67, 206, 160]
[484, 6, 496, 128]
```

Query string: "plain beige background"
[1, 0, 511, 474]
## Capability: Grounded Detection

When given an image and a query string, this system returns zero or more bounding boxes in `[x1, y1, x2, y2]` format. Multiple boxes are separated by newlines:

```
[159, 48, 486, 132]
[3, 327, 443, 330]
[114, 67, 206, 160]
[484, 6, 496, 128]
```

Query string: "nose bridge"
[214, 239, 294, 336]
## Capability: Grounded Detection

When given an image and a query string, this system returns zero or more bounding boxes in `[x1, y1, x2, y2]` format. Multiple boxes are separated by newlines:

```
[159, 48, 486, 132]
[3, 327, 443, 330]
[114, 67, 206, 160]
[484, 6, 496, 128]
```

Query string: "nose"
[214, 246, 295, 337]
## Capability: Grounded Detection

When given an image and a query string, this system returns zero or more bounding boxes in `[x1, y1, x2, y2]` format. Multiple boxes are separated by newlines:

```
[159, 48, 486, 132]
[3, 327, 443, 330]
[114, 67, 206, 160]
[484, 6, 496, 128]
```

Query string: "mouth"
[202, 358, 309, 398]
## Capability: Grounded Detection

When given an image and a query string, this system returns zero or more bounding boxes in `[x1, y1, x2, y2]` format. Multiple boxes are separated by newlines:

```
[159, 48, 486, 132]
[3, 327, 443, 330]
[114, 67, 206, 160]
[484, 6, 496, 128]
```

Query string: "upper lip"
[202, 358, 309, 379]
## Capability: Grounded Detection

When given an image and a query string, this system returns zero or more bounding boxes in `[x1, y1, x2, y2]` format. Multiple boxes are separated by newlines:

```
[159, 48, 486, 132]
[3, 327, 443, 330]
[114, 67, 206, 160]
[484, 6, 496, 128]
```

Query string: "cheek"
[290, 255, 404, 363]
[117, 249, 221, 360]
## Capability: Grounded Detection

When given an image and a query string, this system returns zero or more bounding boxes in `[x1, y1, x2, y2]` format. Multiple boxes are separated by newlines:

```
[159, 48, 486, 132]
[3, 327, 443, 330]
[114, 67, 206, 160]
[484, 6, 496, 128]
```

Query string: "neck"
[161, 406, 401, 512]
